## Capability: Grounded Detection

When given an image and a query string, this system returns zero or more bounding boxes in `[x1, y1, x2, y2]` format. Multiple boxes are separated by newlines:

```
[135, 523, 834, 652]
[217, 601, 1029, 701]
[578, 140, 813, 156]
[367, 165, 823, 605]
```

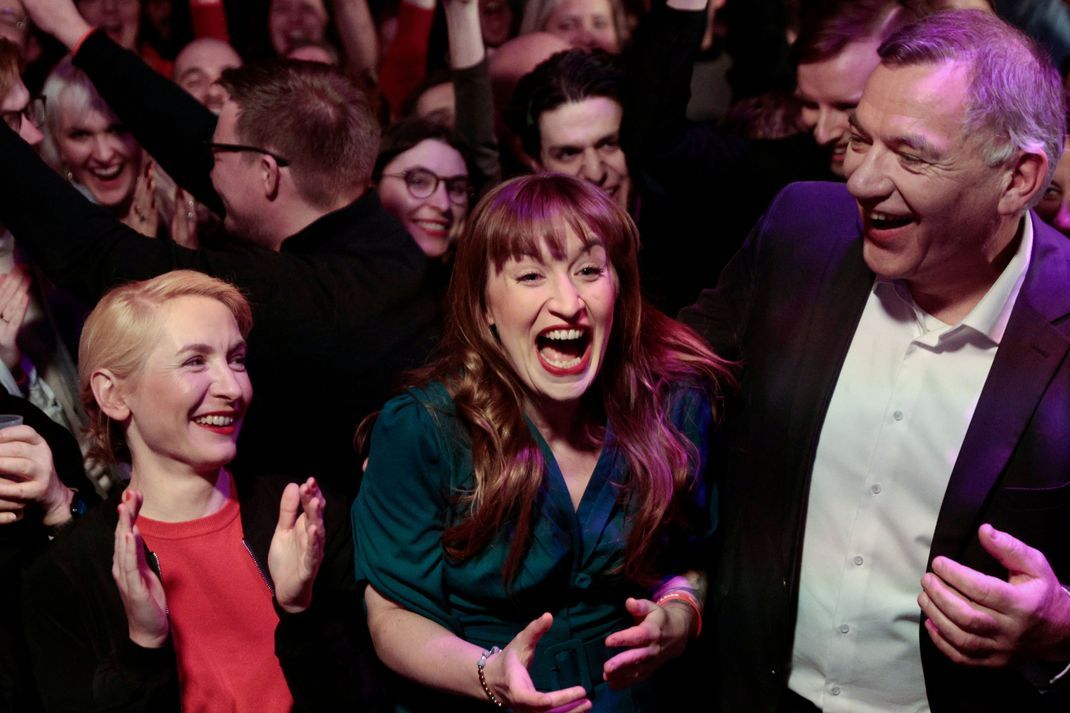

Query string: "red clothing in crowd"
[138, 482, 292, 713]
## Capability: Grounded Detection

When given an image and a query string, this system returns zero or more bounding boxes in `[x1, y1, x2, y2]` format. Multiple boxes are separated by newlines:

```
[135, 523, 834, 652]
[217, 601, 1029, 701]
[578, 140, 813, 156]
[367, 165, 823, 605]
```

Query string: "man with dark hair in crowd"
[16, 0, 440, 498]
[683, 9, 1070, 712]
[507, 48, 631, 211]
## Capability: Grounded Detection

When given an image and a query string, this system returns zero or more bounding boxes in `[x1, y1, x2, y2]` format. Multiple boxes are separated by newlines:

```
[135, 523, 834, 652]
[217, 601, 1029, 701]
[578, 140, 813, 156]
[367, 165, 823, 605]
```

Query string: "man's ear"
[1000, 150, 1048, 215]
[261, 154, 282, 200]
[90, 369, 130, 421]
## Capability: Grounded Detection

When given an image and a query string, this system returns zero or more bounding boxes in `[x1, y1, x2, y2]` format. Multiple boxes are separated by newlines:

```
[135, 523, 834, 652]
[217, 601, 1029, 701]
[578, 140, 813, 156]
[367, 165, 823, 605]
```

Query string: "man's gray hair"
[879, 9, 1065, 202]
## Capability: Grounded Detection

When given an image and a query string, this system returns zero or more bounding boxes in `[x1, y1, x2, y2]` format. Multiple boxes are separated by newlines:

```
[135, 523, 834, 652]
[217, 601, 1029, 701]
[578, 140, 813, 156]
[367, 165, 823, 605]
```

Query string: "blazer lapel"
[929, 217, 1070, 564]
[784, 233, 873, 463]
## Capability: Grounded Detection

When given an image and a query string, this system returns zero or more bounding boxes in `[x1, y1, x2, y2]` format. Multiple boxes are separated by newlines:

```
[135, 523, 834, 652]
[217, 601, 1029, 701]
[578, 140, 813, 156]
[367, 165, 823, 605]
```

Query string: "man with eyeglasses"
[8, 0, 441, 501]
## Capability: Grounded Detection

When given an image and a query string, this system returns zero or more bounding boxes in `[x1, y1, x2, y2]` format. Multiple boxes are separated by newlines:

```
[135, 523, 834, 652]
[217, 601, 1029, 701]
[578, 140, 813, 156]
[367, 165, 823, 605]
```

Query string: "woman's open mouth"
[536, 327, 591, 375]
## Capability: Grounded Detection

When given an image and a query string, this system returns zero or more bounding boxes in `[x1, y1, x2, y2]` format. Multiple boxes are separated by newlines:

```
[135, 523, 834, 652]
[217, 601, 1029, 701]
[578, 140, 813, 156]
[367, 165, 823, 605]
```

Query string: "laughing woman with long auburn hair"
[353, 173, 732, 712]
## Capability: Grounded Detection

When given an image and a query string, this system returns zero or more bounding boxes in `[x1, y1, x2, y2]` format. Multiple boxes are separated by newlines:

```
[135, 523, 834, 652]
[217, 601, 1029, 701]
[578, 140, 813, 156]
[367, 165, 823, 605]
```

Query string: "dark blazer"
[680, 181, 1070, 713]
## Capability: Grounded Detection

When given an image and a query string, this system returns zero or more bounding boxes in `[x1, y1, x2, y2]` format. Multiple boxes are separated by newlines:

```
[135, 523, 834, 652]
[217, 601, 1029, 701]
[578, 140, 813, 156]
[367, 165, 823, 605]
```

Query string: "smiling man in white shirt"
[682, 9, 1070, 713]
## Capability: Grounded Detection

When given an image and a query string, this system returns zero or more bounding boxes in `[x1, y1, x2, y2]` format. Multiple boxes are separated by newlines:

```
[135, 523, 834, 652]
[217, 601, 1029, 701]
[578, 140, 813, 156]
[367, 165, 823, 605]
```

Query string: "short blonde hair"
[78, 271, 253, 463]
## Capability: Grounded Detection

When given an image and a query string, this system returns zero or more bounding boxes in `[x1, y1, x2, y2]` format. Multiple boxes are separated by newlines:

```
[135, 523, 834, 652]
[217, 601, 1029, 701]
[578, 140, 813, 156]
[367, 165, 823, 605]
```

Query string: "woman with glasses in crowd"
[373, 117, 479, 268]
[354, 173, 730, 711]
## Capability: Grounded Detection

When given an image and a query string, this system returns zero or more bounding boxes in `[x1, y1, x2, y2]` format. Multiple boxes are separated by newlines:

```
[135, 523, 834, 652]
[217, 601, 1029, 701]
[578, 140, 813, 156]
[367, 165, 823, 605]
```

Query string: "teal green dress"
[352, 381, 716, 711]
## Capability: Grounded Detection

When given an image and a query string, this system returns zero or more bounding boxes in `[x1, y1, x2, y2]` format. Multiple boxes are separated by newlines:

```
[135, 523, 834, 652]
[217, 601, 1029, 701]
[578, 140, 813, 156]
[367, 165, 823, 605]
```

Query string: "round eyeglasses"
[381, 167, 471, 205]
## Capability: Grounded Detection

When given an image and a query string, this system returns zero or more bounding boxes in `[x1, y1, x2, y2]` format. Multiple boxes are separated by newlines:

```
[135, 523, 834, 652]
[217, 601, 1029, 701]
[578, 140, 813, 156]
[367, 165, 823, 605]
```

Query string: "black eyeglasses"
[1, 97, 45, 134]
[204, 141, 292, 167]
[381, 167, 471, 205]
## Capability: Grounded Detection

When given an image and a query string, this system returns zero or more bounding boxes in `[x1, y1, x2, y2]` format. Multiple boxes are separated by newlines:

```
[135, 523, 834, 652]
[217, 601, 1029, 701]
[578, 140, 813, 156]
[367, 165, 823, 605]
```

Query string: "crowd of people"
[1, 0, 1070, 711]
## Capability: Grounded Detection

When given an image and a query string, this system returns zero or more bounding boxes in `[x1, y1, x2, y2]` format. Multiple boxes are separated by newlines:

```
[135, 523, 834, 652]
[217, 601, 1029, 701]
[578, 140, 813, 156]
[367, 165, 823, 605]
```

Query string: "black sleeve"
[452, 57, 500, 193]
[72, 29, 223, 215]
[721, 0, 794, 99]
[21, 523, 182, 713]
[0, 120, 190, 303]
[0, 118, 306, 314]
[677, 194, 770, 359]
[623, 4, 749, 183]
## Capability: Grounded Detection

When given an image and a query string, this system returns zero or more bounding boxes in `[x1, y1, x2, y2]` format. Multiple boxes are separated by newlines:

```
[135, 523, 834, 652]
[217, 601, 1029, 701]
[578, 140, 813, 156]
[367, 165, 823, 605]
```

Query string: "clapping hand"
[268, 477, 326, 613]
[112, 489, 170, 649]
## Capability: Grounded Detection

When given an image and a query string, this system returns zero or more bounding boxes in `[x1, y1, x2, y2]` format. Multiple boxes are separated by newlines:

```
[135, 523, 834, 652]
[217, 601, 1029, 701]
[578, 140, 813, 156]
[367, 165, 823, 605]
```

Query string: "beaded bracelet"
[477, 646, 503, 707]
[656, 590, 703, 638]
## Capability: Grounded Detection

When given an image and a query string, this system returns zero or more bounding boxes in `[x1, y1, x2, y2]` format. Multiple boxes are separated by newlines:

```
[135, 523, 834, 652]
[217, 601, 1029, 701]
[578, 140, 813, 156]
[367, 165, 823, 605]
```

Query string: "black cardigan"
[21, 471, 373, 712]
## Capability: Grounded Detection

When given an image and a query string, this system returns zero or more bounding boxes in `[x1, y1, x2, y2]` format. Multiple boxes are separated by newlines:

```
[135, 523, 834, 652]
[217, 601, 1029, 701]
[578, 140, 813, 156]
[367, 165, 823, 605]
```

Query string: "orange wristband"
[656, 590, 703, 638]
[71, 25, 100, 56]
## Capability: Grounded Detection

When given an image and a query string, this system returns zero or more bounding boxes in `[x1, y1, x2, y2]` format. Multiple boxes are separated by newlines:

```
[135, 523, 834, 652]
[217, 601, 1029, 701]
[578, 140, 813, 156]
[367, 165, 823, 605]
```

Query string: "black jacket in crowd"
[0, 30, 441, 499]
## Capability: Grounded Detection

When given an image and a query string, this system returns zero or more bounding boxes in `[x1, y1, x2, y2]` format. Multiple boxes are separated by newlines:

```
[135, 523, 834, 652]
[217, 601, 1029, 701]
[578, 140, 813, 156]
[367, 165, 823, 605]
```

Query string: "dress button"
[831, 686, 841, 696]
[893, 410, 904, 421]
[871, 484, 882, 494]
[853, 555, 864, 566]
[839, 624, 850, 634]
[574, 573, 592, 589]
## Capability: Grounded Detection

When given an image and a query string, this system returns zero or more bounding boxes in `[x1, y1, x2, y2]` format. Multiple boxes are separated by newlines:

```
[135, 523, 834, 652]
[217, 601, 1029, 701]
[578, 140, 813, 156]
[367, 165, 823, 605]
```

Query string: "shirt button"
[831, 687, 842, 696]
[893, 410, 904, 421]
[853, 555, 864, 566]
[574, 573, 592, 589]
[839, 624, 850, 634]
[871, 484, 882, 494]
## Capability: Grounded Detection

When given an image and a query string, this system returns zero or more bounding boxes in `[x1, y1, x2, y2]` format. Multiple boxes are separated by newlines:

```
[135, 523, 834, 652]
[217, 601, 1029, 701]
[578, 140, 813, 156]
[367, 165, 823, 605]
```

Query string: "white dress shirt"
[787, 218, 1033, 713]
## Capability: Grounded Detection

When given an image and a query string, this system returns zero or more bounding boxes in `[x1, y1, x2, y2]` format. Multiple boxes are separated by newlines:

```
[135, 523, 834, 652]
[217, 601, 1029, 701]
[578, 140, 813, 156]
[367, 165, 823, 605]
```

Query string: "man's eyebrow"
[892, 133, 939, 157]
[847, 114, 940, 156]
